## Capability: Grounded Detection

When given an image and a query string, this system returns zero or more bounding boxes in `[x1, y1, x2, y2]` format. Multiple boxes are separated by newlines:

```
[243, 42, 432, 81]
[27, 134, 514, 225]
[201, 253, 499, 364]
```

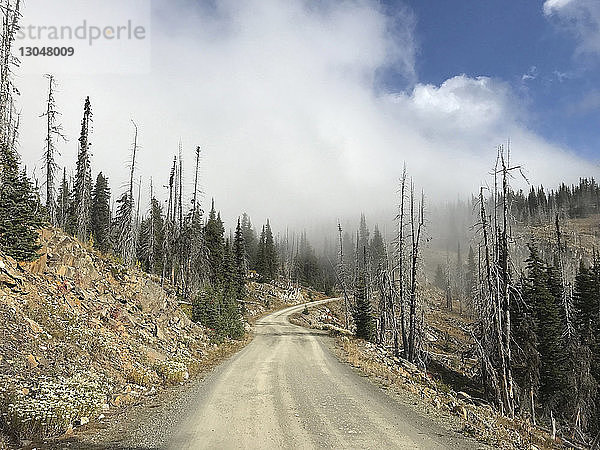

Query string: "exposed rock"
[26, 354, 38, 369]
[24, 317, 43, 334]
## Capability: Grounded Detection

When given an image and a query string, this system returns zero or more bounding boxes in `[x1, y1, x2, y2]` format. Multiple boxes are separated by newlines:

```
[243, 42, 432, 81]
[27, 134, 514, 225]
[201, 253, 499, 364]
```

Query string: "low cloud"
[16, 0, 597, 229]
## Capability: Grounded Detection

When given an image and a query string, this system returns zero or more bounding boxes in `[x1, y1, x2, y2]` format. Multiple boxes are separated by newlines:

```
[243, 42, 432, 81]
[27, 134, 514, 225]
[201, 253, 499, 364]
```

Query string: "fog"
[14, 0, 598, 237]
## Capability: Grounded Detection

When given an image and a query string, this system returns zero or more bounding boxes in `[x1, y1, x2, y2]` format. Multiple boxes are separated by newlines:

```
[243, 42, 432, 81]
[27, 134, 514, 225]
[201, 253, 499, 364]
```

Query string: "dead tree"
[473, 145, 521, 418]
[41, 74, 65, 225]
[149, 177, 155, 273]
[116, 120, 139, 265]
[407, 182, 425, 363]
[161, 157, 176, 286]
[394, 165, 408, 358]
[337, 222, 351, 329]
[555, 213, 574, 339]
[0, 0, 20, 183]
[192, 146, 200, 220]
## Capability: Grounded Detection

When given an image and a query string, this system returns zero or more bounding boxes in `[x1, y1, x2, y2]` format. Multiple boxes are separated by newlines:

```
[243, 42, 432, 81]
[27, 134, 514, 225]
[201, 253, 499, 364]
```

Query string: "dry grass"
[335, 336, 558, 450]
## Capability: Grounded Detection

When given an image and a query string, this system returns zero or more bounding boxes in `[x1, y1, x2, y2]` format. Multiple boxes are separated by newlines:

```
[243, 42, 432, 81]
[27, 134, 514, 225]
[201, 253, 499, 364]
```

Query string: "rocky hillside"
[0, 228, 314, 448]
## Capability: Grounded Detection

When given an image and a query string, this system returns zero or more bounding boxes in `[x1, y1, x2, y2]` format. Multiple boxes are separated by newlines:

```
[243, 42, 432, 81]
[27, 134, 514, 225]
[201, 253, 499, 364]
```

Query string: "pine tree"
[138, 197, 165, 275]
[233, 218, 246, 302]
[115, 121, 139, 265]
[358, 213, 369, 270]
[0, 0, 41, 261]
[261, 219, 277, 281]
[0, 166, 42, 261]
[256, 225, 266, 279]
[353, 252, 374, 341]
[573, 262, 597, 343]
[523, 245, 567, 412]
[70, 96, 93, 242]
[342, 231, 355, 274]
[193, 238, 244, 340]
[240, 213, 257, 269]
[465, 246, 477, 302]
[369, 225, 385, 276]
[90, 172, 110, 251]
[204, 199, 225, 286]
[434, 264, 446, 290]
[511, 277, 540, 418]
[570, 261, 599, 432]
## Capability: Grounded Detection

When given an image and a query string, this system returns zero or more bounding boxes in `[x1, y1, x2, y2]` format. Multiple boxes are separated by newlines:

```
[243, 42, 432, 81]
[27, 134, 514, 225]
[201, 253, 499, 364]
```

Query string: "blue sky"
[382, 0, 600, 159]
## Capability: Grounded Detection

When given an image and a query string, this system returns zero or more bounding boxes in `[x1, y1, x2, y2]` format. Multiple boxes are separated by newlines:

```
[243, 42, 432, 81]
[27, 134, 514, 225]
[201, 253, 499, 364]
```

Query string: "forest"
[2, 0, 600, 447]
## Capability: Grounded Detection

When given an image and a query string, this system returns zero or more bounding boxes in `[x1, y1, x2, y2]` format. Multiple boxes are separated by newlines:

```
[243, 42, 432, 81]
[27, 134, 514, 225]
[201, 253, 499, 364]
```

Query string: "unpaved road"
[161, 299, 481, 449]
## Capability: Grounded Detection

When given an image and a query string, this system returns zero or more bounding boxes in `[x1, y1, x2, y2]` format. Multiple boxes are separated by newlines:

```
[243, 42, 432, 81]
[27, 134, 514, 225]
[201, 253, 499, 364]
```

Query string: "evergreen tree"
[0, 1, 41, 261]
[192, 238, 244, 340]
[139, 197, 165, 275]
[353, 260, 374, 341]
[573, 262, 598, 343]
[204, 199, 225, 286]
[240, 213, 257, 269]
[233, 218, 246, 302]
[571, 261, 600, 432]
[261, 219, 278, 281]
[434, 264, 446, 290]
[342, 231, 355, 273]
[369, 225, 385, 276]
[256, 225, 266, 279]
[523, 245, 568, 412]
[223, 238, 235, 295]
[292, 232, 322, 289]
[90, 172, 111, 251]
[465, 246, 477, 302]
[114, 121, 139, 266]
[511, 277, 540, 416]
[0, 166, 42, 261]
[69, 96, 93, 242]
[358, 213, 369, 269]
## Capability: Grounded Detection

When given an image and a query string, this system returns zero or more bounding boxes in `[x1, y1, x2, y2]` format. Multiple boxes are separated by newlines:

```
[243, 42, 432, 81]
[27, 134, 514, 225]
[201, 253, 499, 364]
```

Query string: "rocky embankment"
[0, 229, 211, 447]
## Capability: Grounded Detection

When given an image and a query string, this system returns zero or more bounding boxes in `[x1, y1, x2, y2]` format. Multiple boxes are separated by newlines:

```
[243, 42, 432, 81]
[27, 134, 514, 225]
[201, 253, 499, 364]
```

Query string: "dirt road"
[163, 299, 481, 449]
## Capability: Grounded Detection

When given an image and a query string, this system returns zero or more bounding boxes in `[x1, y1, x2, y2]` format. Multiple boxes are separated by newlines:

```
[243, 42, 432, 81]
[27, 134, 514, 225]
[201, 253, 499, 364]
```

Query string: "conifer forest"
[1, 0, 600, 448]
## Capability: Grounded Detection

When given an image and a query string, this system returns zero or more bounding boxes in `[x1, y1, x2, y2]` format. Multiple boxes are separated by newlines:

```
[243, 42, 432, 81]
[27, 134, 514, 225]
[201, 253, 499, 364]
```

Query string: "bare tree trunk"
[42, 74, 65, 225]
[396, 166, 408, 358]
[337, 222, 350, 329]
[407, 183, 424, 363]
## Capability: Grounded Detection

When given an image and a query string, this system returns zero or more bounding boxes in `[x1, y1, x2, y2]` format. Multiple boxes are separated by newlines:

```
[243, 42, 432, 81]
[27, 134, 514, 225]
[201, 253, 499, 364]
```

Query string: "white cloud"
[543, 0, 575, 15]
[14, 0, 597, 230]
[521, 66, 538, 81]
[543, 0, 600, 55]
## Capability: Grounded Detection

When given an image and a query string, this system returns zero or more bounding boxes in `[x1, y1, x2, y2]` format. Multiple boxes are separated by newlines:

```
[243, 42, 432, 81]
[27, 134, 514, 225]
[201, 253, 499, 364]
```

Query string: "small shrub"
[302, 305, 309, 315]
[154, 360, 189, 385]
[0, 373, 107, 439]
[126, 365, 157, 387]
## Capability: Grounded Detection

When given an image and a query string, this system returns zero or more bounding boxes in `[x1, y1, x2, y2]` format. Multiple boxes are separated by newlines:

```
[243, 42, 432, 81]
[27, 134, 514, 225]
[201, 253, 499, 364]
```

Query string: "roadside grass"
[334, 336, 555, 450]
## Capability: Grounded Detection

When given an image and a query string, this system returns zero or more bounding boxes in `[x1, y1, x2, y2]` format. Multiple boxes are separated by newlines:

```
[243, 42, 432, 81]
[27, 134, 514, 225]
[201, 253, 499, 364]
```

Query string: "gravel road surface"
[142, 299, 483, 450]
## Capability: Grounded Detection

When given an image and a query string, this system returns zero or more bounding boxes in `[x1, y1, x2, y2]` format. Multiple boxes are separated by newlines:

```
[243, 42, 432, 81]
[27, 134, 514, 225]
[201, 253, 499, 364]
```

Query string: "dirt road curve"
[164, 299, 480, 450]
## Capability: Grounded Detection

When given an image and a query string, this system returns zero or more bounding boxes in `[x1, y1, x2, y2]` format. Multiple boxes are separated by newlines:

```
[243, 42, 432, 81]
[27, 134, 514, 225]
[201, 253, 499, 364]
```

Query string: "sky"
[13, 0, 600, 231]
